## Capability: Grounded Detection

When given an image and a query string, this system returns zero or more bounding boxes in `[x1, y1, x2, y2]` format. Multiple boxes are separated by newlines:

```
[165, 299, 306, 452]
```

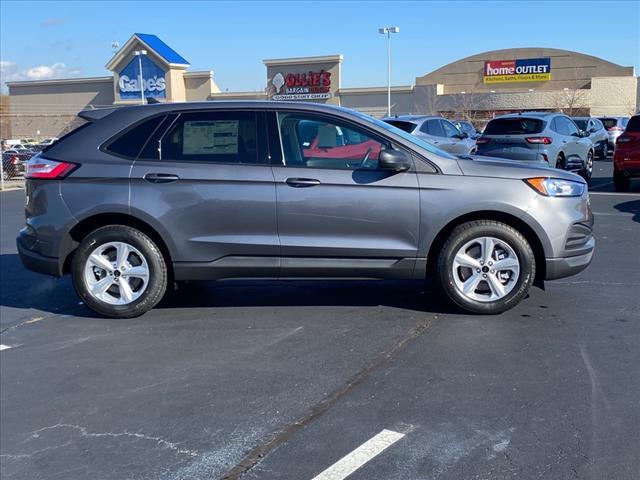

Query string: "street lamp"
[378, 26, 399, 117]
[134, 50, 148, 104]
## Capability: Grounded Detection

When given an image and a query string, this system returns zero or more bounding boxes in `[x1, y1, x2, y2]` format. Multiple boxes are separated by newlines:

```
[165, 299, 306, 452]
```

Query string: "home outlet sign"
[272, 70, 332, 100]
[118, 55, 166, 99]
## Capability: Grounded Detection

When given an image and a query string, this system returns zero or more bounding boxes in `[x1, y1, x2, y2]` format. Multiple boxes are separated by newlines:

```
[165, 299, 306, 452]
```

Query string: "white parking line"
[0, 344, 12, 351]
[311, 429, 405, 480]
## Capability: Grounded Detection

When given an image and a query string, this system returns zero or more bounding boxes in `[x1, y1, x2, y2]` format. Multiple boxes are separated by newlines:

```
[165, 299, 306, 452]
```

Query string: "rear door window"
[105, 115, 167, 159]
[161, 111, 261, 164]
[484, 118, 544, 135]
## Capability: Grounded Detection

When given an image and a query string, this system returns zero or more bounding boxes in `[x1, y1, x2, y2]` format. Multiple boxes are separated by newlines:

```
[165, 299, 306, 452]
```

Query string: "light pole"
[134, 50, 148, 104]
[378, 26, 399, 117]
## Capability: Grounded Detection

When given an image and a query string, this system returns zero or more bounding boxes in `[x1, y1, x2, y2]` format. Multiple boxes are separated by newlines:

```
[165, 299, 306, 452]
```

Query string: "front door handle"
[285, 177, 321, 188]
[144, 173, 180, 184]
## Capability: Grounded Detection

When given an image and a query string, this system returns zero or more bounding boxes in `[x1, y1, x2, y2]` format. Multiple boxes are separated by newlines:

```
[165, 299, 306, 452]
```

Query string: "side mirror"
[588, 127, 597, 133]
[378, 149, 412, 172]
[457, 132, 469, 139]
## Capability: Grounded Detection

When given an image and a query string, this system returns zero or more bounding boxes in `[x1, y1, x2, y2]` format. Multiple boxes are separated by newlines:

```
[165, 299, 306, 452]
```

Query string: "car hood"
[456, 155, 585, 182]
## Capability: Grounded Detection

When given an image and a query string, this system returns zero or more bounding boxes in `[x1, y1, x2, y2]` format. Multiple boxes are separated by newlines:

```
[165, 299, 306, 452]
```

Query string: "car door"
[417, 119, 452, 151]
[563, 116, 589, 162]
[129, 109, 279, 279]
[440, 119, 468, 154]
[269, 110, 420, 278]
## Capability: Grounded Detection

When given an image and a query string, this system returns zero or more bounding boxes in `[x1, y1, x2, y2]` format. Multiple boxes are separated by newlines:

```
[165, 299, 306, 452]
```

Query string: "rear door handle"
[144, 173, 180, 184]
[285, 177, 321, 188]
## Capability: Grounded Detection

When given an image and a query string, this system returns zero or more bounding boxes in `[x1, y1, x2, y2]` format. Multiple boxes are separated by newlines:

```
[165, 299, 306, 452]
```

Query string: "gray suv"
[18, 102, 594, 318]
[476, 112, 594, 180]
[382, 115, 477, 155]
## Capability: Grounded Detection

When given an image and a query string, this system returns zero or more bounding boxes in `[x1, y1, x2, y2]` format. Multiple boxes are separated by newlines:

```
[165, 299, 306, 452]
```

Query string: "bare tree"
[552, 60, 590, 116]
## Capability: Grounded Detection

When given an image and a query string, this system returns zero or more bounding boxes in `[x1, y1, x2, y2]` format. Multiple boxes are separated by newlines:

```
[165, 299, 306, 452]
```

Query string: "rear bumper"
[545, 239, 595, 280]
[17, 229, 63, 277]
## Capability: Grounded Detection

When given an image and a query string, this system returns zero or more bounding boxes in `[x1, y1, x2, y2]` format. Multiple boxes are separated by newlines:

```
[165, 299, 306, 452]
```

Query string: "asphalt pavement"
[1, 159, 639, 480]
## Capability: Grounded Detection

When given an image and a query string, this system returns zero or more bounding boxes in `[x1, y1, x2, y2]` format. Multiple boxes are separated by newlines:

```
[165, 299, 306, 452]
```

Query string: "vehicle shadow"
[159, 278, 456, 314]
[0, 253, 456, 318]
[614, 199, 640, 223]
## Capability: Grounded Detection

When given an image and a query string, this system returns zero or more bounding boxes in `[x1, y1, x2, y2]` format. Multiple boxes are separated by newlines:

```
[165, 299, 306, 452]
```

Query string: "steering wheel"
[359, 148, 373, 168]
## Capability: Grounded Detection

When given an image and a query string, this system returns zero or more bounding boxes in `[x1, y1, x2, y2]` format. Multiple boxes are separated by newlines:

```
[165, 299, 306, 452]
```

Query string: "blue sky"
[1, 0, 638, 92]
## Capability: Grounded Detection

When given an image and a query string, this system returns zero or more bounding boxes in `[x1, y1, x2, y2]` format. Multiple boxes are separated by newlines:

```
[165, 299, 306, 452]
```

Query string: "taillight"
[25, 156, 77, 179]
[526, 137, 553, 144]
[608, 126, 623, 132]
[476, 137, 491, 144]
[12, 156, 19, 165]
[616, 136, 632, 144]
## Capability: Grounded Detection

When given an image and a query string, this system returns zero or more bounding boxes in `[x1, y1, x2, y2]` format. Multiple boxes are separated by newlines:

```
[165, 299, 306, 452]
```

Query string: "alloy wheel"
[451, 236, 520, 303]
[83, 241, 150, 305]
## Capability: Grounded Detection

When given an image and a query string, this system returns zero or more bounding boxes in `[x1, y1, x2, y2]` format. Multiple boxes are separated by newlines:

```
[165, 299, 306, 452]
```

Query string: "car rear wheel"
[437, 220, 535, 314]
[599, 142, 608, 160]
[71, 225, 167, 318]
[580, 150, 593, 181]
[613, 172, 630, 192]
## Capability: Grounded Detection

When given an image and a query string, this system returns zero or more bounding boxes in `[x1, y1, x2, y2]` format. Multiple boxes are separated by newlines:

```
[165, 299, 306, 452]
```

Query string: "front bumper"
[545, 237, 595, 280]
[17, 228, 62, 277]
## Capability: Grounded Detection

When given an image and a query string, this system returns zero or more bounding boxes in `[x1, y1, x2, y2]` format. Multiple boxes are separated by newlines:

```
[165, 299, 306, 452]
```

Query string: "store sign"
[118, 56, 166, 99]
[483, 58, 551, 84]
[272, 70, 332, 100]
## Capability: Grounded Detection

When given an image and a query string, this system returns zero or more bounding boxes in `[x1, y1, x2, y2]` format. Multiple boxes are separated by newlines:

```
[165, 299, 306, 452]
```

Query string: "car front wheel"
[437, 220, 535, 314]
[71, 225, 168, 318]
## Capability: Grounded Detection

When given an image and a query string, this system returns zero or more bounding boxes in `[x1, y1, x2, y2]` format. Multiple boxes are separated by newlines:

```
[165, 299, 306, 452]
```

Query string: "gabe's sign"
[272, 70, 332, 100]
[483, 58, 551, 84]
[118, 56, 166, 99]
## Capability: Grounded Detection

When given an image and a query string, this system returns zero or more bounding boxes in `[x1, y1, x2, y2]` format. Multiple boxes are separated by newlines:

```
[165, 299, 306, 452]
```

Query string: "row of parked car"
[1, 138, 59, 180]
[382, 113, 631, 184]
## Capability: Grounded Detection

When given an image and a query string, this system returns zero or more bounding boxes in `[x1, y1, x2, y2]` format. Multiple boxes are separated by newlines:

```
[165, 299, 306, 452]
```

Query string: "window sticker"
[183, 120, 239, 155]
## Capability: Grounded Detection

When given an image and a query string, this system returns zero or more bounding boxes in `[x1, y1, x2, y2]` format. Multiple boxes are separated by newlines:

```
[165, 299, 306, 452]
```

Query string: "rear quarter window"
[484, 118, 544, 135]
[104, 115, 167, 159]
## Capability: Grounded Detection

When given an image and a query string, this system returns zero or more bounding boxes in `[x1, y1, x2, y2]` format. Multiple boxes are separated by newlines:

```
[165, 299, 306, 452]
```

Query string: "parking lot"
[1, 158, 638, 480]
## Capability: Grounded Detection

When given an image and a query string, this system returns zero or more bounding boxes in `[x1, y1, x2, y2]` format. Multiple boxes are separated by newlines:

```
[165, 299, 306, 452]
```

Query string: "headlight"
[524, 177, 585, 197]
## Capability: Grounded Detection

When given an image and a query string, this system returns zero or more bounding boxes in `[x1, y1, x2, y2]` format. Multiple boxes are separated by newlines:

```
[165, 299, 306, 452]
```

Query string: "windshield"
[351, 111, 457, 159]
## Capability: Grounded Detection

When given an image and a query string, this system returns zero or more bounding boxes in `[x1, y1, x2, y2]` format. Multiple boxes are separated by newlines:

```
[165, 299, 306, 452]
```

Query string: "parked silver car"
[597, 116, 629, 149]
[476, 112, 594, 181]
[383, 115, 477, 155]
[573, 117, 608, 159]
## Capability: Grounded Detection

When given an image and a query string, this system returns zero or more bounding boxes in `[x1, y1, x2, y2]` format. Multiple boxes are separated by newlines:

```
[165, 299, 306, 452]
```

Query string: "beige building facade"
[4, 41, 638, 139]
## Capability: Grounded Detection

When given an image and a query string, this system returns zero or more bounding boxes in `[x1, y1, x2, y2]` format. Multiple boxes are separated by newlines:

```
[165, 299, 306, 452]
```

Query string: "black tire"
[613, 172, 630, 192]
[580, 150, 593, 182]
[555, 153, 565, 170]
[437, 220, 535, 315]
[71, 225, 168, 318]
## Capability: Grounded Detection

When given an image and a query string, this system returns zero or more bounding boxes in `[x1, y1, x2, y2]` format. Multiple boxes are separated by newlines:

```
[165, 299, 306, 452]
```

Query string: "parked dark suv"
[18, 102, 594, 318]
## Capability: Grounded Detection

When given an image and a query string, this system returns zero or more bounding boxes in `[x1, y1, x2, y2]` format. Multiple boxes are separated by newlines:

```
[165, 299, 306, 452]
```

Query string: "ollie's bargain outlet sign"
[483, 58, 551, 84]
[272, 70, 332, 100]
